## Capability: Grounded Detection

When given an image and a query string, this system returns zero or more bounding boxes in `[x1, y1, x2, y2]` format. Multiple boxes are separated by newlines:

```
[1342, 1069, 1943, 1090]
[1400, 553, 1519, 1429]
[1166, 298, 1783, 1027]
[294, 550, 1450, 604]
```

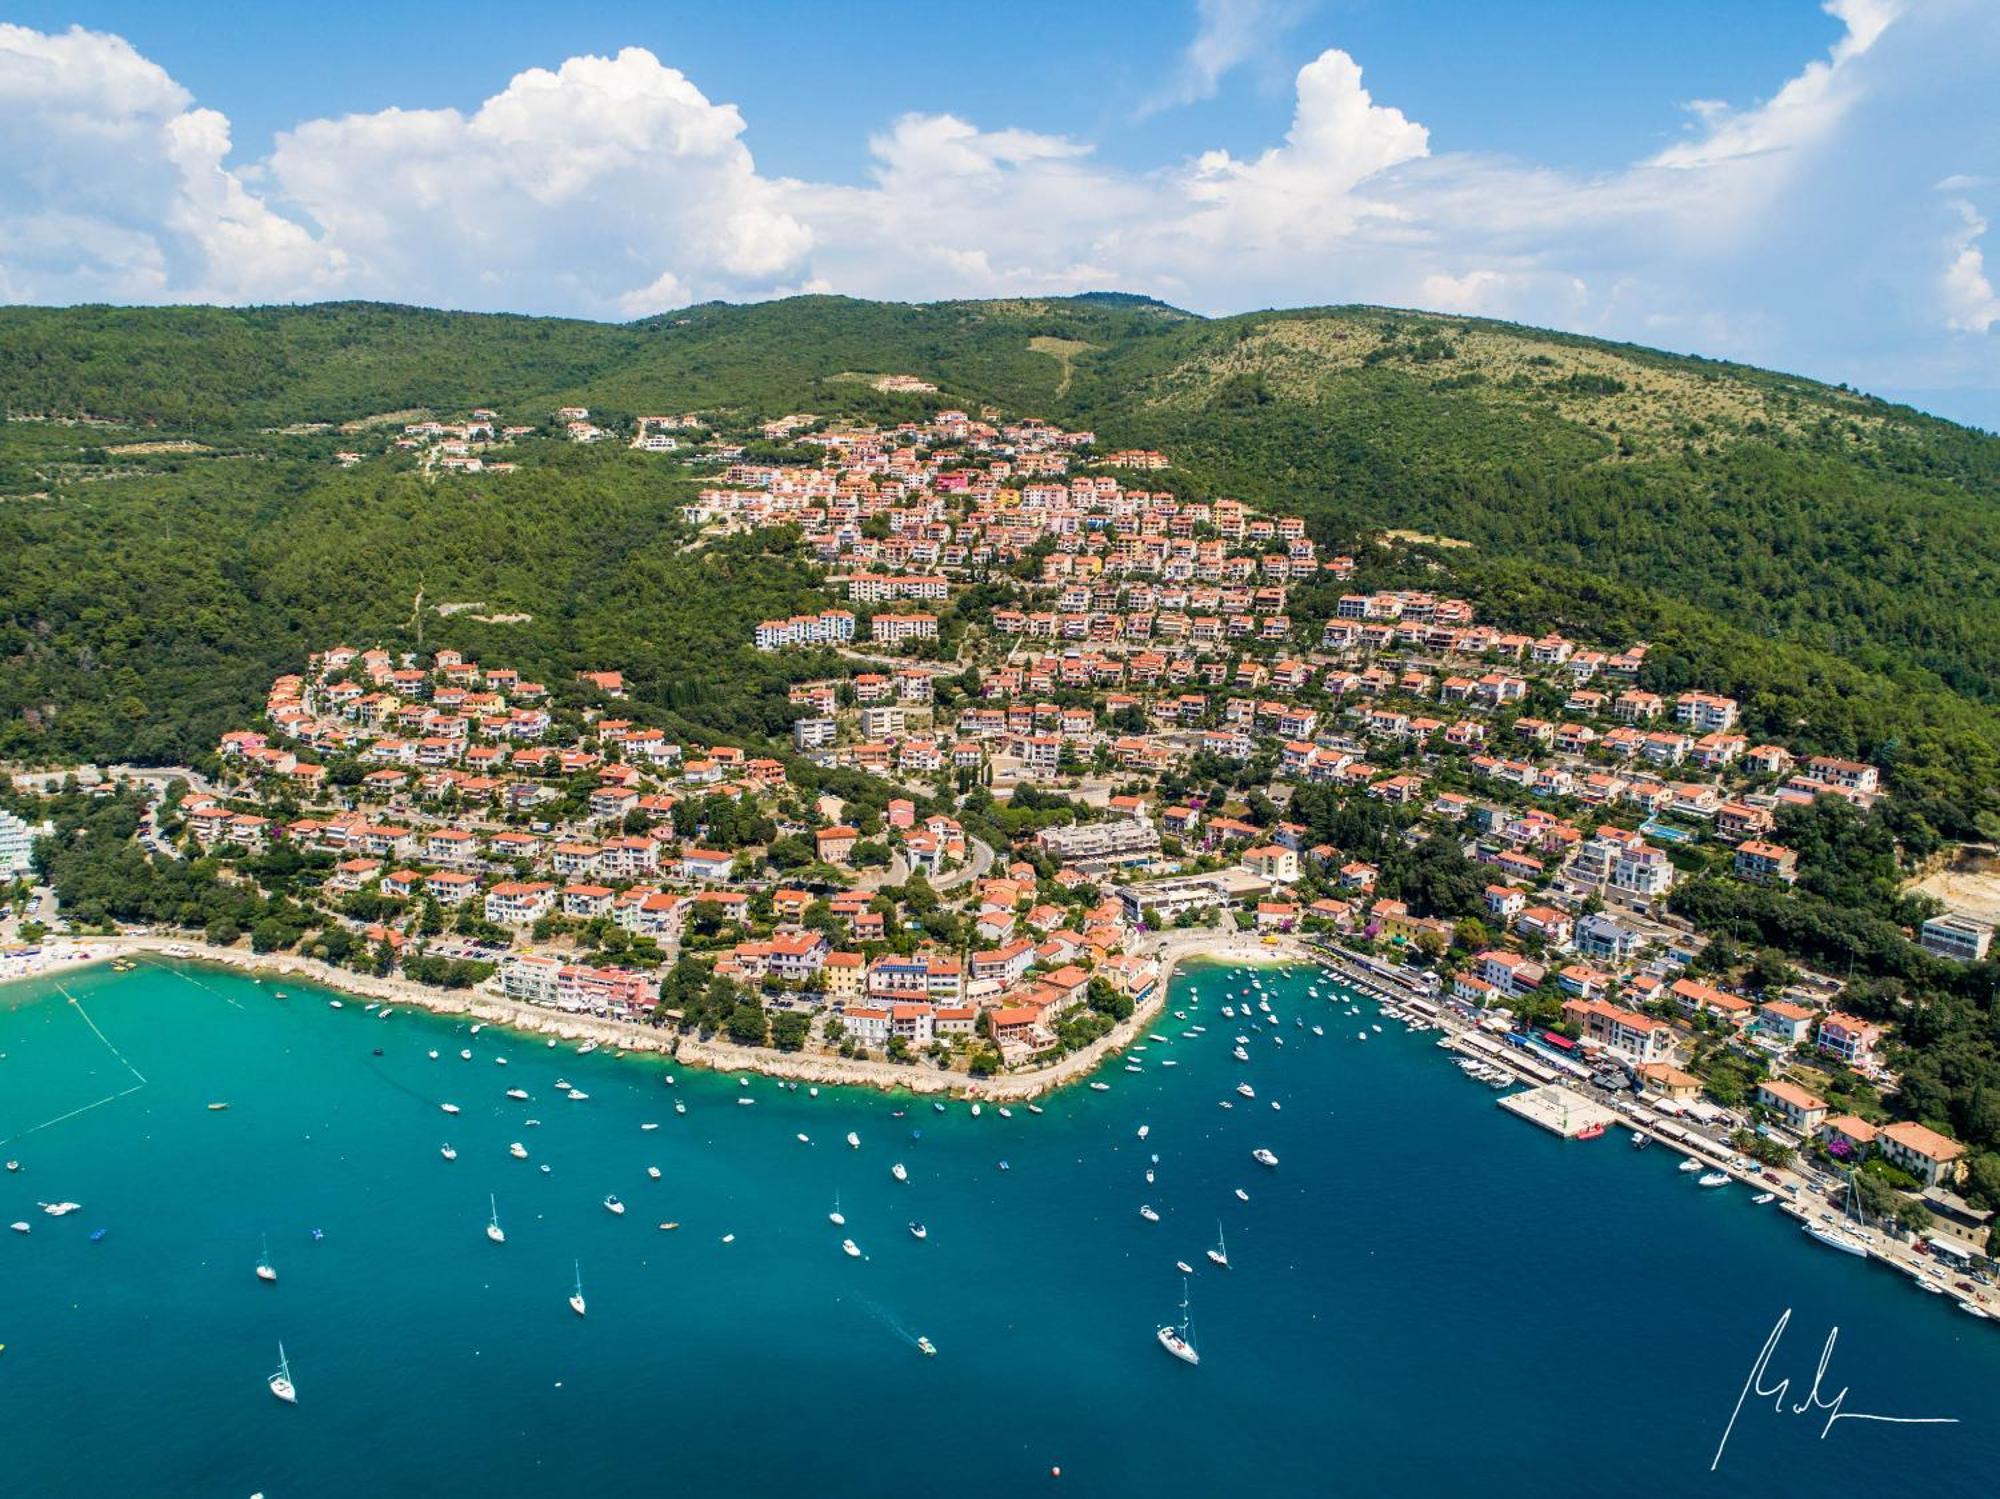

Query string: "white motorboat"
[1677, 1158, 1703, 1174]
[1236, 1083, 1256, 1099]
[647, 1166, 661, 1180]
[603, 1195, 625, 1216]
[567, 1089, 589, 1101]
[841, 1238, 861, 1258]
[509, 1142, 528, 1160]
[440, 1143, 457, 1161]
[1145, 1168, 1155, 1184]
[1157, 1282, 1200, 1367]
[1137, 1125, 1150, 1140]
[1697, 1171, 1730, 1188]
[440, 1103, 460, 1115]
[1176, 1260, 1194, 1274]
[970, 1103, 982, 1117]
[1232, 1047, 1250, 1062]
[891, 1163, 909, 1183]
[1310, 1026, 1323, 1037]
[8, 1222, 27, 1234]
[268, 1343, 297, 1405]
[736, 1097, 755, 1107]
[797, 1133, 811, 1145]
[1139, 1205, 1160, 1222]
[505, 1088, 529, 1101]
[675, 1101, 687, 1115]
[1752, 1192, 1776, 1205]
[569, 1261, 587, 1318]
[459, 1049, 472, 1061]
[998, 1106, 1013, 1117]
[486, 1195, 506, 1244]
[41, 1202, 82, 1217]
[1028, 1104, 1044, 1115]
[555, 1079, 571, 1091]
[1089, 1082, 1110, 1092]
[1234, 1188, 1250, 1202]
[909, 1222, 928, 1240]
[846, 1132, 861, 1150]
[641, 1123, 659, 1131]
[427, 1050, 439, 1060]
[1252, 1148, 1279, 1168]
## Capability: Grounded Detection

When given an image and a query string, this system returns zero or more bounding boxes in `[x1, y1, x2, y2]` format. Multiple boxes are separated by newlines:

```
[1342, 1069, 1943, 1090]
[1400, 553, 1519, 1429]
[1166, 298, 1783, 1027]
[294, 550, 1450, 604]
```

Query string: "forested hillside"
[1, 294, 1995, 836]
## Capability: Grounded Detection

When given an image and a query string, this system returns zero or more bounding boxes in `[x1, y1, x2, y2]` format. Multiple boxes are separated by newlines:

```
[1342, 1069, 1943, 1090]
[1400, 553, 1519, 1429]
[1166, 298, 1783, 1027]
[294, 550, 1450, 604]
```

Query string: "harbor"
[2, 953, 1995, 1497]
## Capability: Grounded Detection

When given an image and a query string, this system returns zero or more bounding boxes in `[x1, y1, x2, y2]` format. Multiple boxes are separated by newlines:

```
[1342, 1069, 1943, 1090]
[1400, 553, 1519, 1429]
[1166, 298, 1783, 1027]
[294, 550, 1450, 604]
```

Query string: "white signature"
[1712, 1308, 1958, 1471]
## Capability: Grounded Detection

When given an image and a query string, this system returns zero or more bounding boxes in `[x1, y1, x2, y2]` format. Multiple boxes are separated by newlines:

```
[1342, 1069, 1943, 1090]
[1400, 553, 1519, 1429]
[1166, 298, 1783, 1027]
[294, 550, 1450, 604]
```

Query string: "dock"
[1496, 1084, 1619, 1139]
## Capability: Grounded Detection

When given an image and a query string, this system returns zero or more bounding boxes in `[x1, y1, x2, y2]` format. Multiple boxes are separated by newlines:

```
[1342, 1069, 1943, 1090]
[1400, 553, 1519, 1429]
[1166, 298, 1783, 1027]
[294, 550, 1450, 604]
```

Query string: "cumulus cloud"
[264, 47, 811, 314]
[0, 23, 336, 303]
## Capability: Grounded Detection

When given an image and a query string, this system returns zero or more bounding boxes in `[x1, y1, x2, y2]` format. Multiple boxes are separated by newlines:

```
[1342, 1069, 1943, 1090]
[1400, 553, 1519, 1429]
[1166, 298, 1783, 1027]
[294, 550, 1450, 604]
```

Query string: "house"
[678, 847, 738, 883]
[1755, 1079, 1829, 1134]
[1877, 1120, 1967, 1187]
[816, 826, 860, 864]
[1817, 1012, 1883, 1066]
[1562, 998, 1678, 1063]
[842, 1005, 892, 1047]
[1254, 901, 1299, 932]
[1241, 845, 1300, 884]
[1733, 840, 1798, 885]
[1755, 999, 1816, 1047]
[1636, 1062, 1702, 1101]
[1819, 1115, 1879, 1162]
[484, 881, 555, 926]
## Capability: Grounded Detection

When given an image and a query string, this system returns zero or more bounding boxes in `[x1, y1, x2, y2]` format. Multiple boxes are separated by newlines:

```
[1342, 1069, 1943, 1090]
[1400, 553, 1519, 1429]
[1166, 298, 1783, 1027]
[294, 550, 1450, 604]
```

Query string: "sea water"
[1, 959, 1994, 1497]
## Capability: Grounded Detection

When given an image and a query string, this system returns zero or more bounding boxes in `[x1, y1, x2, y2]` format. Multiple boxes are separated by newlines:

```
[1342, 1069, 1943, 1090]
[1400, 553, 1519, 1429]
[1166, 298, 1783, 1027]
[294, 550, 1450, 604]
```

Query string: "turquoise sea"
[2, 958, 1995, 1497]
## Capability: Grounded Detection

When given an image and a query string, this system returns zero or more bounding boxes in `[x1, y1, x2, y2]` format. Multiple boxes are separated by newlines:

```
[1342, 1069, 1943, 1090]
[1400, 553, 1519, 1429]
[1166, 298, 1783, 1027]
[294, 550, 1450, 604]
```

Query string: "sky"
[3, 1, 1998, 429]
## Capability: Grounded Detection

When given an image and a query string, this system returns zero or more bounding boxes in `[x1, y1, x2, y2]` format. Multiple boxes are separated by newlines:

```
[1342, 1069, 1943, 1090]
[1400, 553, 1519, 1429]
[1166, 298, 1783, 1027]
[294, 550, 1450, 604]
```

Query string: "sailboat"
[486, 1194, 506, 1244]
[255, 1235, 277, 1283]
[1802, 1171, 1871, 1257]
[1156, 1280, 1200, 1367]
[1206, 1221, 1230, 1268]
[828, 1191, 846, 1227]
[569, 1261, 587, 1318]
[268, 1343, 298, 1404]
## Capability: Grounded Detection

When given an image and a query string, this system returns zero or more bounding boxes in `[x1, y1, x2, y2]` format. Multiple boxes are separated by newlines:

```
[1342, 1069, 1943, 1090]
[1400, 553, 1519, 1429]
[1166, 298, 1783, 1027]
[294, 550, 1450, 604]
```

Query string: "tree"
[727, 996, 769, 1046]
[771, 1011, 811, 1051]
[249, 917, 292, 954]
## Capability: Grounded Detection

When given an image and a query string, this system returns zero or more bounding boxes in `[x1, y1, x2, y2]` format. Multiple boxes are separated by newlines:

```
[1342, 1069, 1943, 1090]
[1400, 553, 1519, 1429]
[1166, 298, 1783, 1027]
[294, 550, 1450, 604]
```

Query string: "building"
[1561, 997, 1678, 1064]
[0, 807, 37, 875]
[1919, 913, 1993, 964]
[1816, 1012, 1883, 1067]
[1037, 817, 1161, 872]
[1112, 875, 1229, 926]
[1876, 1120, 1967, 1187]
[1755, 1079, 1829, 1134]
[793, 716, 838, 752]
[1733, 841, 1798, 886]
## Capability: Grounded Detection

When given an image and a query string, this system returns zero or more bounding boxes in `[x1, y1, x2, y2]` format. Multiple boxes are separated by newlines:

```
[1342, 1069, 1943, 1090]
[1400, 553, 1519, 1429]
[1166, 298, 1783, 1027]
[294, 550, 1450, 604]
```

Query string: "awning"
[1926, 1234, 1978, 1260]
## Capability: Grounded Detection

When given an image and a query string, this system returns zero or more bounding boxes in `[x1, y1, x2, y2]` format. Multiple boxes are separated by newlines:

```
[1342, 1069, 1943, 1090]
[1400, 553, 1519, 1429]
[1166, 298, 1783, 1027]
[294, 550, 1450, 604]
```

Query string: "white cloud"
[1145, 0, 1313, 114]
[0, 23, 335, 303]
[1942, 200, 2000, 334]
[0, 4, 1994, 421]
[264, 47, 812, 314]
[1651, 0, 1899, 170]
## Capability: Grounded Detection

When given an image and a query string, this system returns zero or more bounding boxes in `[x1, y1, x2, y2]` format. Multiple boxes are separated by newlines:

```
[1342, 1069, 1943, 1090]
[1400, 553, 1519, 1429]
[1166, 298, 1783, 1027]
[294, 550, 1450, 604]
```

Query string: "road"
[875, 834, 995, 891]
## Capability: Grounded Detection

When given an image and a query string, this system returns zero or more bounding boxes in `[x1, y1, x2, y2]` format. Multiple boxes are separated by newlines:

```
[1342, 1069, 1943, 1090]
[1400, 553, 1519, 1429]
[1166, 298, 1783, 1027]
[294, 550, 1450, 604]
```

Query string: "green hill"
[0, 294, 1995, 838]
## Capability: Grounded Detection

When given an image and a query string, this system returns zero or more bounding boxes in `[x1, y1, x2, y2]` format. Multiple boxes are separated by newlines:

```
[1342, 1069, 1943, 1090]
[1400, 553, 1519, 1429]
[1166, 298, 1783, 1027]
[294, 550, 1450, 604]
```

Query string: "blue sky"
[3, 1, 1997, 428]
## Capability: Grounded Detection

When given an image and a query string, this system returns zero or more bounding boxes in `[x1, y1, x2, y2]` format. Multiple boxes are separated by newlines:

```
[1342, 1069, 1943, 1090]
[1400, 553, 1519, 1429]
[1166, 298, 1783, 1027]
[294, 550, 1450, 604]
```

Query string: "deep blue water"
[1, 958, 1994, 1497]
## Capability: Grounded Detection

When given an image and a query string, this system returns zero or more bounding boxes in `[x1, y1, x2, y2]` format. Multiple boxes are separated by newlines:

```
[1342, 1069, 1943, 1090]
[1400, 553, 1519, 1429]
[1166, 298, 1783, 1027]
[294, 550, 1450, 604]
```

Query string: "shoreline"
[3, 929, 1312, 1102]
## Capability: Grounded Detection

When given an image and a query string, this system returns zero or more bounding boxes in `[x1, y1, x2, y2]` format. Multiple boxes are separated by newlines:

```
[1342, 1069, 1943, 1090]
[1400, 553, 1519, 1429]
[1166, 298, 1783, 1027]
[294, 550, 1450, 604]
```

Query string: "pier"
[1496, 1084, 1619, 1139]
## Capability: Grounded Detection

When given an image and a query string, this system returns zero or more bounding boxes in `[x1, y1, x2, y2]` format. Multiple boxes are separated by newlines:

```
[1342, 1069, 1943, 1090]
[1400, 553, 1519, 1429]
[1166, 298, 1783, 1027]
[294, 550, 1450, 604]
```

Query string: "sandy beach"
[5, 928, 1313, 1101]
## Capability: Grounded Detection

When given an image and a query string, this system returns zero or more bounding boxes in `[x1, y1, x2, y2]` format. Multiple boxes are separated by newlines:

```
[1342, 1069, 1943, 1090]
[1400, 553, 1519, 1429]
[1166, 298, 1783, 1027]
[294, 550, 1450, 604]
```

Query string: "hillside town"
[7, 402, 1995, 1255]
